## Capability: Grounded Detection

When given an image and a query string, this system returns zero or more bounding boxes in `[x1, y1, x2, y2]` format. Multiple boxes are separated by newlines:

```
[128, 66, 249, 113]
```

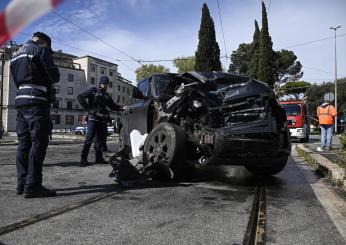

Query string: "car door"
[124, 78, 152, 136]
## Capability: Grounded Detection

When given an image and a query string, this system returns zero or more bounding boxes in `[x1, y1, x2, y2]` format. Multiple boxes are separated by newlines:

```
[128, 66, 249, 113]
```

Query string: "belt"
[19, 83, 48, 93]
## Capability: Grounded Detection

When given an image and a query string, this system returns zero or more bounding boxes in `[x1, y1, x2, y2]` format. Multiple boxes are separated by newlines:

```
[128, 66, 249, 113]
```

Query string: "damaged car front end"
[110, 72, 291, 184]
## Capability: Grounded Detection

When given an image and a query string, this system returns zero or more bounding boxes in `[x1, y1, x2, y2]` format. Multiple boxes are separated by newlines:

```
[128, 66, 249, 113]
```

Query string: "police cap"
[99, 76, 110, 85]
[33, 32, 53, 53]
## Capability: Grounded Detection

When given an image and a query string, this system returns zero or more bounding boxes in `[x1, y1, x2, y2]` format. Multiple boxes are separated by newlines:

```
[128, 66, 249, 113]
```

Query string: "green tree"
[135, 64, 170, 82]
[258, 1, 275, 87]
[248, 20, 260, 79]
[277, 81, 311, 100]
[228, 43, 251, 74]
[173, 56, 196, 73]
[274, 50, 303, 84]
[195, 3, 222, 72]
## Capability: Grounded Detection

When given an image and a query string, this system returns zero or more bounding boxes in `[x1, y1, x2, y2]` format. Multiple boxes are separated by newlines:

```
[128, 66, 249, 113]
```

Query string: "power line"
[268, 0, 272, 13]
[303, 66, 334, 75]
[52, 11, 142, 65]
[216, 0, 228, 63]
[17, 32, 137, 72]
[283, 33, 346, 49]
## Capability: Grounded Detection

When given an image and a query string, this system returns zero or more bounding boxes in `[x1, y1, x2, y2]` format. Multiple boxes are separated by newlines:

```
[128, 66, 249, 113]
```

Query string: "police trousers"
[16, 104, 51, 191]
[81, 120, 107, 160]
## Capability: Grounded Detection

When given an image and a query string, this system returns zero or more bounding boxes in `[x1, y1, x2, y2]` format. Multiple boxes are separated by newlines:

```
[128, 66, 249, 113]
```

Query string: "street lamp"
[330, 25, 341, 134]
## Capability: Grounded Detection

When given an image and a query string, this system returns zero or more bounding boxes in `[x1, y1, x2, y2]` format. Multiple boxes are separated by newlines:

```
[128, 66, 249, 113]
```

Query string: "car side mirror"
[132, 87, 146, 100]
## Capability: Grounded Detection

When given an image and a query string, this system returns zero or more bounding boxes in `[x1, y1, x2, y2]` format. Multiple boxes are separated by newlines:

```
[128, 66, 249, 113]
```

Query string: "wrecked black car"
[111, 72, 291, 182]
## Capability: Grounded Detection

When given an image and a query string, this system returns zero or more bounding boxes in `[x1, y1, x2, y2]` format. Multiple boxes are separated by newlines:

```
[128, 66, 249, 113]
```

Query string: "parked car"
[75, 126, 87, 135]
[118, 72, 291, 177]
[75, 126, 115, 136]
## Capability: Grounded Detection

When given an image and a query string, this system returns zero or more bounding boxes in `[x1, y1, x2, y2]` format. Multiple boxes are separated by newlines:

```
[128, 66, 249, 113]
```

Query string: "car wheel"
[143, 122, 186, 178]
[245, 152, 289, 176]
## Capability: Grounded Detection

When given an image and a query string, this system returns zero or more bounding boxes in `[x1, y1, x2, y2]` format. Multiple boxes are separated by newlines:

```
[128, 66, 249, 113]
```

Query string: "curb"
[296, 144, 346, 192]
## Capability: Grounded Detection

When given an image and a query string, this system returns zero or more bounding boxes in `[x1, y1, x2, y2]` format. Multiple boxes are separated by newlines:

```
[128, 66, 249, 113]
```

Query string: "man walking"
[317, 99, 337, 151]
[10, 32, 60, 198]
[78, 76, 125, 166]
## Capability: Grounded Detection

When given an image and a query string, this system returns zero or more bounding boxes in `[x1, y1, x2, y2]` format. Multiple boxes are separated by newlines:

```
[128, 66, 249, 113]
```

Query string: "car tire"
[245, 152, 289, 176]
[143, 122, 187, 178]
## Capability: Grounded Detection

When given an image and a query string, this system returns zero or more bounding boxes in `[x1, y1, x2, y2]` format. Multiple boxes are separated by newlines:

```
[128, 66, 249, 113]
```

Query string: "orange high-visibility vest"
[317, 104, 337, 125]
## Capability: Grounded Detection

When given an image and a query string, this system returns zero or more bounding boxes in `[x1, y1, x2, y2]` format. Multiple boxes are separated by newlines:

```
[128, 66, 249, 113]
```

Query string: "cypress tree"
[258, 1, 275, 87]
[248, 20, 260, 79]
[194, 3, 222, 72]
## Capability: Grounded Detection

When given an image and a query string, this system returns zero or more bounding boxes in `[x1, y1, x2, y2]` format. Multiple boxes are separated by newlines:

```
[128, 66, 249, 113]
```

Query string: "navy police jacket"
[77, 87, 122, 123]
[10, 40, 60, 107]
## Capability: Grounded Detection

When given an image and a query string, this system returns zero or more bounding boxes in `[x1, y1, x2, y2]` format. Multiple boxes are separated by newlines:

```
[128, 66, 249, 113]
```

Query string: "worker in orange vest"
[316, 100, 337, 151]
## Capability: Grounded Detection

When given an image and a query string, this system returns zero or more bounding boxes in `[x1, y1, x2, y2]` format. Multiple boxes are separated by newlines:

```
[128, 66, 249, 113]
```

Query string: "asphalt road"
[0, 142, 345, 244]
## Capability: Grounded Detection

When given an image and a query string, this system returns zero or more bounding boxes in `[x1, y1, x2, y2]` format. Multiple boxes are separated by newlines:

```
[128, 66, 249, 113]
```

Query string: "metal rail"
[243, 186, 267, 245]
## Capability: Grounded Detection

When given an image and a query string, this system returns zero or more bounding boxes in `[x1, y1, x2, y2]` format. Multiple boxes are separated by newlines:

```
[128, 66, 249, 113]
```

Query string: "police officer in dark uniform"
[10, 32, 60, 198]
[77, 76, 125, 166]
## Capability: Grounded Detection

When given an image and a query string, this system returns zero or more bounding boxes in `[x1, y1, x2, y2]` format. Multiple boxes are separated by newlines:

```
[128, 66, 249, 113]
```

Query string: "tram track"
[243, 185, 267, 245]
[0, 191, 121, 237]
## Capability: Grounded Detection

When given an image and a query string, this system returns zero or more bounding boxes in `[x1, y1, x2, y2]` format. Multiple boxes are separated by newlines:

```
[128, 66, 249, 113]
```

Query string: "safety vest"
[317, 104, 337, 125]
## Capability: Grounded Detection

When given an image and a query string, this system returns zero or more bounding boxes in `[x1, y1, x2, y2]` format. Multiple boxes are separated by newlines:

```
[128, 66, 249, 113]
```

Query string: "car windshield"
[152, 74, 178, 95]
[282, 104, 302, 116]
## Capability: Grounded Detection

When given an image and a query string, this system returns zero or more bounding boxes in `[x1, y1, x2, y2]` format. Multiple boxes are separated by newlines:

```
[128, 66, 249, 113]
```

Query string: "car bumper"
[207, 119, 291, 165]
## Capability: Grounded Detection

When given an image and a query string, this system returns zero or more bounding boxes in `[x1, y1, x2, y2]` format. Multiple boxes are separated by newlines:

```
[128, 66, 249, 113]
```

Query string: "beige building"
[0, 47, 134, 132]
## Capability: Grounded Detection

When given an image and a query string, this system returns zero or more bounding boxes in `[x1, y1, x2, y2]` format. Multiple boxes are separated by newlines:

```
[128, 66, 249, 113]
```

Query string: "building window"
[55, 85, 60, 94]
[52, 100, 59, 109]
[65, 115, 74, 125]
[51, 114, 61, 125]
[109, 70, 114, 76]
[109, 93, 112, 98]
[100, 67, 106, 74]
[67, 87, 73, 95]
[117, 95, 120, 103]
[66, 101, 73, 110]
[90, 77, 95, 85]
[68, 74, 74, 82]
[109, 82, 113, 88]
[118, 85, 120, 91]
[127, 87, 130, 95]
[91, 64, 96, 72]
[122, 96, 125, 103]
[123, 87, 125, 93]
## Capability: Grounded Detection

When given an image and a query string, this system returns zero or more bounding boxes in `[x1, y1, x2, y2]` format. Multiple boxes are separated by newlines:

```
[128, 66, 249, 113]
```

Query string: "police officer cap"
[99, 76, 110, 85]
[33, 32, 51, 47]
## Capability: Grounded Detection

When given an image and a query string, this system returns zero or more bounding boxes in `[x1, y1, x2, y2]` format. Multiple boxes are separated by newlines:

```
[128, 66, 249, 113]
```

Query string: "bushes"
[341, 132, 346, 150]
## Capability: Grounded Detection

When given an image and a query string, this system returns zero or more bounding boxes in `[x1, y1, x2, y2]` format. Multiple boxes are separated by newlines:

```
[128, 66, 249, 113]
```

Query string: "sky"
[1, 0, 346, 84]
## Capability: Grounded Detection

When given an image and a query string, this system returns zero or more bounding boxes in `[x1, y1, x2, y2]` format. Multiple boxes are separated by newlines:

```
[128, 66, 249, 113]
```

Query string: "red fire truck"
[280, 101, 310, 142]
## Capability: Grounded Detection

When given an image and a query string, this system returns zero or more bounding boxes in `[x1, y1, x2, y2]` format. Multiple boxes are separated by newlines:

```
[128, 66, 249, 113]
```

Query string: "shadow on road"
[54, 183, 120, 197]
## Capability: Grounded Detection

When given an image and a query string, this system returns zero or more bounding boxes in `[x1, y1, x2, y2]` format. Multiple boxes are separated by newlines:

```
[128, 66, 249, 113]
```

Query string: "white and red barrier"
[0, 0, 63, 45]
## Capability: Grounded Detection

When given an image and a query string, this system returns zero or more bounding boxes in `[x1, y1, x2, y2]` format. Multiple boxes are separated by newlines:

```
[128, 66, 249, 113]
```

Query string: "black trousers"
[81, 120, 107, 160]
[16, 104, 51, 191]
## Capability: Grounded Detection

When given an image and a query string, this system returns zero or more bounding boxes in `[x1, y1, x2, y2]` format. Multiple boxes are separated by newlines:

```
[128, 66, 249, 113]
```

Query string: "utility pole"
[330, 25, 341, 134]
[0, 44, 5, 139]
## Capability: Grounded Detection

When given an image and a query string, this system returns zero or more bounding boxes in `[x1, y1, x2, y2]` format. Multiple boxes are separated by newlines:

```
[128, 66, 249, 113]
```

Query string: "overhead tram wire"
[17, 32, 137, 72]
[51, 11, 142, 67]
[284, 33, 346, 49]
[216, 0, 229, 64]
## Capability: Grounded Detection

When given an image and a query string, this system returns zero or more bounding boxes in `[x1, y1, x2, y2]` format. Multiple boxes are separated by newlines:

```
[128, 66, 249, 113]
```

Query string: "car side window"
[138, 79, 148, 96]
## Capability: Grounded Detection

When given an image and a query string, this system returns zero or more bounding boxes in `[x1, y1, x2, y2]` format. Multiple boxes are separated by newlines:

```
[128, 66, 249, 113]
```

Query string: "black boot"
[80, 156, 91, 166]
[16, 182, 24, 195]
[24, 185, 56, 199]
[95, 157, 108, 164]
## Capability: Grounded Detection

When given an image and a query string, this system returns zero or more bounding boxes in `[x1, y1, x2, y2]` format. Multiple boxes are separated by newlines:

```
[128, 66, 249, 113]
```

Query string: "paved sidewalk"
[296, 134, 346, 191]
